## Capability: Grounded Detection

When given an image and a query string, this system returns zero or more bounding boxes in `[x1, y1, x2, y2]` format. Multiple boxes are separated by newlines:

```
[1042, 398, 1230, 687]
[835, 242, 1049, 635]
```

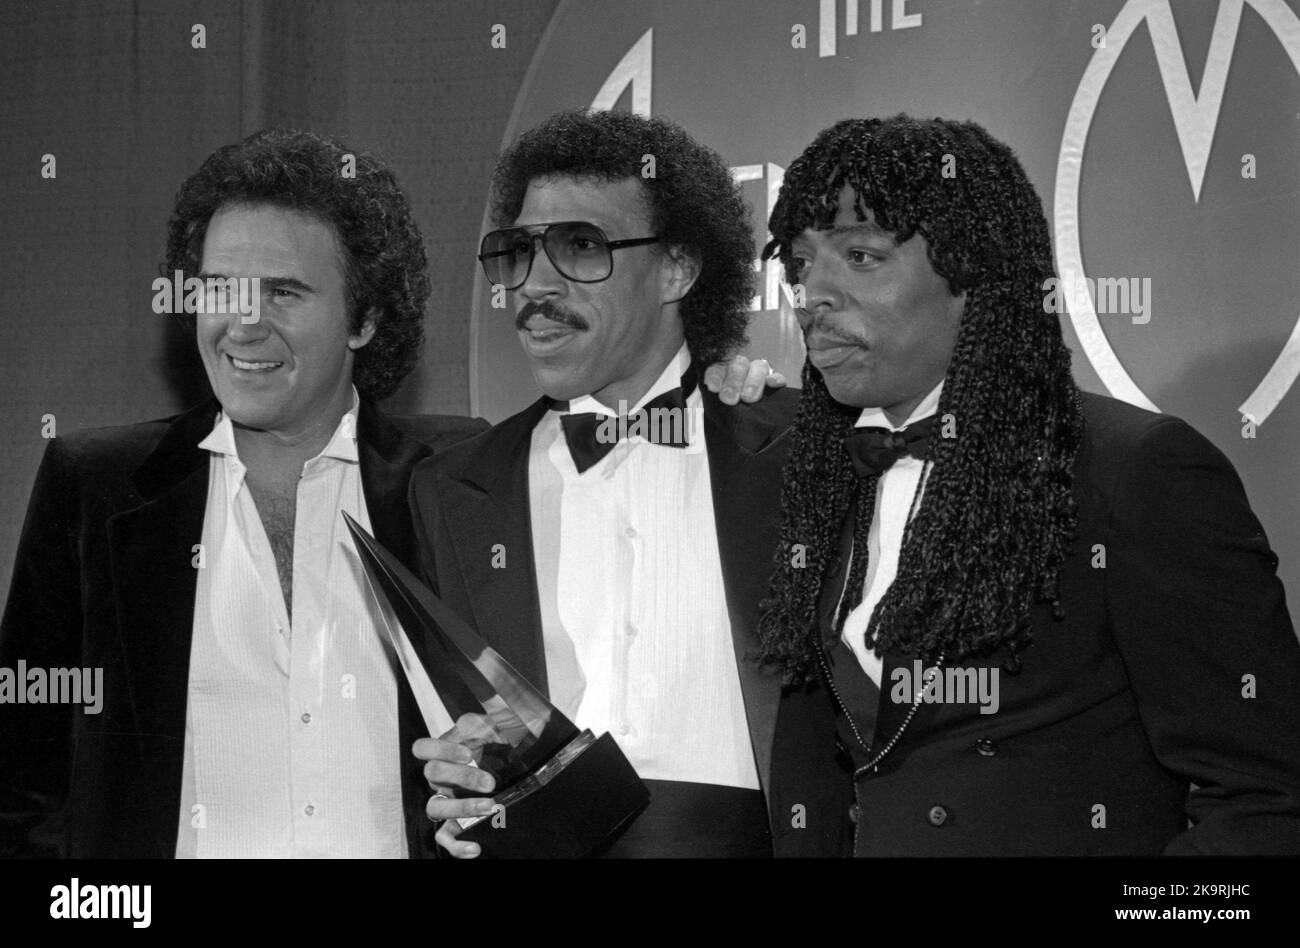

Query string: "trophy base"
[458, 730, 650, 858]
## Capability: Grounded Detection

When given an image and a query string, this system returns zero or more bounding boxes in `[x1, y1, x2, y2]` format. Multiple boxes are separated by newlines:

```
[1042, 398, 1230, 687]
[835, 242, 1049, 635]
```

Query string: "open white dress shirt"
[175, 389, 408, 858]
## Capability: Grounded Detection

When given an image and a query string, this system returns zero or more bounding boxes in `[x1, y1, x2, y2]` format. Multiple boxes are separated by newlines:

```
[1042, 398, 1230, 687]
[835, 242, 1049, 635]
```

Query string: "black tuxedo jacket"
[817, 392, 1300, 855]
[0, 399, 487, 858]
[407, 387, 849, 857]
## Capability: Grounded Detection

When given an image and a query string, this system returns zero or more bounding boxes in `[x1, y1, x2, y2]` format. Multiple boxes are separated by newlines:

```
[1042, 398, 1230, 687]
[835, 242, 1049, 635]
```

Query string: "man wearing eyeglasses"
[407, 109, 850, 858]
[0, 125, 776, 859]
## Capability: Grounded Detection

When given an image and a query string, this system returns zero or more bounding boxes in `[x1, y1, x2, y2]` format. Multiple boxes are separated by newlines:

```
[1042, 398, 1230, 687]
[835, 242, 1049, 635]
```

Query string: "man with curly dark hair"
[0, 128, 493, 859]
[164, 129, 430, 404]
[409, 109, 842, 858]
[756, 114, 1300, 855]
[0, 126, 778, 860]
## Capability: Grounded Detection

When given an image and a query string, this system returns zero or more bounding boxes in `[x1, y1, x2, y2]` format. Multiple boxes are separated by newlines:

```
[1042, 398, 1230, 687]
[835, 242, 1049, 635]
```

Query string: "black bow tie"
[557, 366, 697, 474]
[843, 414, 938, 478]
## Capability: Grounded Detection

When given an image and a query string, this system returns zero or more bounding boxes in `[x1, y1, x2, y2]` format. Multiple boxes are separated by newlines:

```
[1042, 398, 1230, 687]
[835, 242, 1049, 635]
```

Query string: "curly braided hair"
[755, 115, 1083, 683]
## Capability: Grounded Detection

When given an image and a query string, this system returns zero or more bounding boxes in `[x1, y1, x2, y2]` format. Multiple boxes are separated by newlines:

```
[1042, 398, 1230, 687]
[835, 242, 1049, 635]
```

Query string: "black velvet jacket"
[0, 399, 487, 857]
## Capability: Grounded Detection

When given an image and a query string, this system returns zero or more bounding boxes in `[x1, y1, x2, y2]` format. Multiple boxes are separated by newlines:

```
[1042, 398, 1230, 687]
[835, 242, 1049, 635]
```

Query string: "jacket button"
[975, 739, 996, 757]
[927, 805, 949, 826]
[848, 803, 861, 824]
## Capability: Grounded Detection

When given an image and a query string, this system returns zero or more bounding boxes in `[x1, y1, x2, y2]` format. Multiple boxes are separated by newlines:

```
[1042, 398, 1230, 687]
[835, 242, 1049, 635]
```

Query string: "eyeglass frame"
[477, 220, 662, 290]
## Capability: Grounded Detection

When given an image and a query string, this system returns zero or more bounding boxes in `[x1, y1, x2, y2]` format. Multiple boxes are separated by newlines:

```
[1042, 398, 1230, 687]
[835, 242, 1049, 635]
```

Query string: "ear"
[660, 244, 701, 306]
[348, 308, 380, 350]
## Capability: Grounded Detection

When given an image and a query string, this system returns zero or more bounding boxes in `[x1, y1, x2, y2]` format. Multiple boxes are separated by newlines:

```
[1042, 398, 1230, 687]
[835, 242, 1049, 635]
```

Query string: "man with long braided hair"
[757, 115, 1300, 856]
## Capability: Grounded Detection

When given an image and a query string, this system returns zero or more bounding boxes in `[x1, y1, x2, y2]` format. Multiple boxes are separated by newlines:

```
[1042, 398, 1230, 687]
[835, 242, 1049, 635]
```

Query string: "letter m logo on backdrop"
[1055, 0, 1300, 424]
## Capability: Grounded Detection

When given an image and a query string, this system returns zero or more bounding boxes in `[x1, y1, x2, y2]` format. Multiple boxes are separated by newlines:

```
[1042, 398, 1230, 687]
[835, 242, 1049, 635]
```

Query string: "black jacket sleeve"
[1106, 416, 1300, 854]
[0, 439, 85, 857]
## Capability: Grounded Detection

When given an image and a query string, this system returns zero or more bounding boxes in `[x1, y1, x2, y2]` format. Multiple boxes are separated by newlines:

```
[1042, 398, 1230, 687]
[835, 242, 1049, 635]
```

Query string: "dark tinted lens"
[544, 222, 611, 282]
[480, 229, 533, 288]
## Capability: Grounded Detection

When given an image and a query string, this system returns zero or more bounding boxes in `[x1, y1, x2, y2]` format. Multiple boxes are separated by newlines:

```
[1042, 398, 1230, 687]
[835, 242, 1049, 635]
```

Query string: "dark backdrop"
[0, 0, 558, 601]
[3, 0, 1297, 609]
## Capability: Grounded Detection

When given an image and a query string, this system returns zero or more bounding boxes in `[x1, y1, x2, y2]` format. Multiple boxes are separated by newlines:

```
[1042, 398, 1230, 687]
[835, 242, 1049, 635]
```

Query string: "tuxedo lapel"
[816, 489, 898, 753]
[702, 390, 790, 799]
[874, 653, 917, 744]
[107, 401, 216, 856]
[356, 400, 442, 858]
[430, 399, 552, 691]
[358, 400, 428, 568]
[816, 490, 920, 757]
[818, 502, 855, 638]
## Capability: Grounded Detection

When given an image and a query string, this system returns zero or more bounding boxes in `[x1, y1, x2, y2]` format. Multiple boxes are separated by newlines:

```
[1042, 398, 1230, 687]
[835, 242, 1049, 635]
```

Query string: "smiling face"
[510, 176, 692, 408]
[790, 186, 966, 422]
[196, 203, 374, 444]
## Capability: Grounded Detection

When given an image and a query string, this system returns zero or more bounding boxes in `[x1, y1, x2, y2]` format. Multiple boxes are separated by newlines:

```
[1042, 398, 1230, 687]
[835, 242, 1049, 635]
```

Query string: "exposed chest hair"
[246, 480, 297, 621]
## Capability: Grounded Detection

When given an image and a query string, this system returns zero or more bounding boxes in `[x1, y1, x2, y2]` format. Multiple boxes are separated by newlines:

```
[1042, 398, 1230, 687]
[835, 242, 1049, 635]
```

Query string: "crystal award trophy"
[343, 513, 650, 858]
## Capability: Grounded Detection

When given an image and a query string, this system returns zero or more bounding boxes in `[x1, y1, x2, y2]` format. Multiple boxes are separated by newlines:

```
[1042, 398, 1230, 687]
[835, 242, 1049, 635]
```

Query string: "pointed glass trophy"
[342, 512, 649, 858]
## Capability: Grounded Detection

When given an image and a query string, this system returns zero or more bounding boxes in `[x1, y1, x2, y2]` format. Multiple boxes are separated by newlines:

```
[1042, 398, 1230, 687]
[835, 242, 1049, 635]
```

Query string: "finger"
[740, 359, 772, 402]
[708, 355, 746, 405]
[435, 820, 482, 859]
[423, 759, 496, 795]
[412, 737, 475, 764]
[722, 355, 754, 403]
[426, 791, 498, 823]
[766, 369, 787, 388]
[448, 712, 503, 746]
[700, 362, 727, 392]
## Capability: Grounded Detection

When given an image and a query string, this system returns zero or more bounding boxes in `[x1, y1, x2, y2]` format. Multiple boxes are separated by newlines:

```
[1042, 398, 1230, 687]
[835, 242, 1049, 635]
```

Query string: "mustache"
[516, 301, 589, 332]
[802, 321, 867, 348]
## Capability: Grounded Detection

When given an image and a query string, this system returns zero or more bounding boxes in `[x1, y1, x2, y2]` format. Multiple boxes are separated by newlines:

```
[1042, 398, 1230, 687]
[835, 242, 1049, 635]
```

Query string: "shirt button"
[304, 804, 316, 817]
[624, 526, 637, 538]
[848, 803, 861, 824]
[975, 738, 996, 757]
[625, 623, 637, 638]
[301, 712, 312, 724]
[928, 805, 949, 827]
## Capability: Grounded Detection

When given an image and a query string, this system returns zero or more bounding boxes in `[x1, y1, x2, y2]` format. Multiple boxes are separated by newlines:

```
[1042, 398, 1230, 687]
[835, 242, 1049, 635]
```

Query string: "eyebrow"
[790, 222, 894, 247]
[508, 219, 613, 234]
[197, 273, 315, 294]
[824, 223, 892, 240]
[260, 276, 315, 294]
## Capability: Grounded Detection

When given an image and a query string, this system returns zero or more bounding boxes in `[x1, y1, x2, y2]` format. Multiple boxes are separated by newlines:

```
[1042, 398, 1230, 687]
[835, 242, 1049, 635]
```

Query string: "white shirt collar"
[855, 378, 945, 431]
[198, 386, 362, 464]
[567, 343, 692, 417]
